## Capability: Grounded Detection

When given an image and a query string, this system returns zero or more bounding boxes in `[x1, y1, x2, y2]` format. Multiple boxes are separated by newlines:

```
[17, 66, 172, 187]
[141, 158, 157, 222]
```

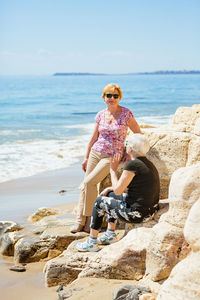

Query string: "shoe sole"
[76, 247, 100, 252]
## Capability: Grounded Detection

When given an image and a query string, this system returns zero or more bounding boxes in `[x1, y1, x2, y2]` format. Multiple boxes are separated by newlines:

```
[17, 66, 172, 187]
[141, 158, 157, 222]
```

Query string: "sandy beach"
[0, 253, 137, 300]
[0, 163, 81, 299]
[0, 161, 84, 222]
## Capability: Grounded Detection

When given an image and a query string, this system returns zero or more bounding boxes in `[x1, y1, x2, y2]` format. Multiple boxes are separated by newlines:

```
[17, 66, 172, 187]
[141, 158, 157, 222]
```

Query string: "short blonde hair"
[126, 134, 150, 156]
[102, 83, 123, 99]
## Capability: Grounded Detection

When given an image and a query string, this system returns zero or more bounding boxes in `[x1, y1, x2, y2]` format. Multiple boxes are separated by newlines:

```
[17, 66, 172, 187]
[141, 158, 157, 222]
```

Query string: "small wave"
[72, 112, 97, 115]
[0, 137, 89, 183]
[61, 123, 94, 129]
[0, 129, 42, 136]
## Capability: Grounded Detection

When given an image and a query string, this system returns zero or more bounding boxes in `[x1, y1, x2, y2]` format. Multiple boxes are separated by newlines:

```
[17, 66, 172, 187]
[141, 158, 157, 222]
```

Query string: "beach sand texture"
[0, 164, 81, 299]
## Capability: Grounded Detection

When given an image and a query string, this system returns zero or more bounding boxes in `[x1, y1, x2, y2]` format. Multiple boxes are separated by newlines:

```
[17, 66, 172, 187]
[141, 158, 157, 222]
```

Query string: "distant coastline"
[53, 70, 200, 76]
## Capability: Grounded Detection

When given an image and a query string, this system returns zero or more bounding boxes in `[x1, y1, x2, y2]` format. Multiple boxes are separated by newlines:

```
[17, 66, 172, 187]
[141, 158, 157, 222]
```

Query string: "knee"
[83, 177, 97, 187]
[94, 196, 103, 207]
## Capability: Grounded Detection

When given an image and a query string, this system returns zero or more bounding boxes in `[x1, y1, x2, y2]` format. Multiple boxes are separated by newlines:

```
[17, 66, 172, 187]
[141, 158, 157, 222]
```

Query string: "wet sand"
[0, 163, 82, 299]
[0, 162, 83, 222]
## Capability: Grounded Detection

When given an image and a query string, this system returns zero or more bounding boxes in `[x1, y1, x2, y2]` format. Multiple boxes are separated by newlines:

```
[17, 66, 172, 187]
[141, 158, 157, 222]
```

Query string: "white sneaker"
[97, 232, 118, 245]
[76, 239, 100, 252]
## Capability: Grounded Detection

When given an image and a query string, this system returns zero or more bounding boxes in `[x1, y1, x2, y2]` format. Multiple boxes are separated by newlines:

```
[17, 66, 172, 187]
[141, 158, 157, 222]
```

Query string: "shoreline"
[0, 162, 83, 299]
[0, 161, 84, 222]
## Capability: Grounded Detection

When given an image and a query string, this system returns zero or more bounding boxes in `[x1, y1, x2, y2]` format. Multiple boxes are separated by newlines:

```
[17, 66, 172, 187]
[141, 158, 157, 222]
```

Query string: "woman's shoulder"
[121, 106, 132, 113]
[120, 106, 134, 120]
[97, 108, 106, 114]
[95, 109, 105, 121]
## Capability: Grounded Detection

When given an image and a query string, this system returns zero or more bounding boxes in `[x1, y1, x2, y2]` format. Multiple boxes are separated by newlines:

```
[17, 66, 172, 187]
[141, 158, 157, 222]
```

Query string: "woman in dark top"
[76, 134, 160, 252]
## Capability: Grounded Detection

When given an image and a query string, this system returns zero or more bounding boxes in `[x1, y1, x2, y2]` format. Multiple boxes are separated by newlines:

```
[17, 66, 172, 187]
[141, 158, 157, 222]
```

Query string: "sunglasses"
[105, 93, 120, 99]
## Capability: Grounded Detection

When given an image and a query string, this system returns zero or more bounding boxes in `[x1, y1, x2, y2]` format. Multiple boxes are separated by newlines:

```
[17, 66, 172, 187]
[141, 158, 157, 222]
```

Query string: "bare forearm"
[84, 142, 93, 159]
[84, 123, 99, 159]
[110, 169, 119, 190]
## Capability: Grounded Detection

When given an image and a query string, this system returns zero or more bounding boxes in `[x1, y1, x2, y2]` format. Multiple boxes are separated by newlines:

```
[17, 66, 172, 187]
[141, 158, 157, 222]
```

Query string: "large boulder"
[14, 225, 88, 263]
[145, 129, 191, 198]
[44, 240, 97, 287]
[79, 228, 152, 280]
[157, 198, 200, 300]
[194, 117, 200, 136]
[0, 221, 24, 256]
[172, 104, 200, 130]
[0, 221, 23, 236]
[0, 231, 24, 256]
[28, 207, 60, 223]
[187, 135, 200, 166]
[145, 163, 200, 281]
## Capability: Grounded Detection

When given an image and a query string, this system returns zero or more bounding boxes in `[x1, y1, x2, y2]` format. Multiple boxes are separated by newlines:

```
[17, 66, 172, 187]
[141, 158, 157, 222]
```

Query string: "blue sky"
[1, 0, 200, 75]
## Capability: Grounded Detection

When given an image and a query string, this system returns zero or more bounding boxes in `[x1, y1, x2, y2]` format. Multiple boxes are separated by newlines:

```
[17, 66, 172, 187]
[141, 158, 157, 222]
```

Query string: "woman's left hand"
[110, 153, 122, 172]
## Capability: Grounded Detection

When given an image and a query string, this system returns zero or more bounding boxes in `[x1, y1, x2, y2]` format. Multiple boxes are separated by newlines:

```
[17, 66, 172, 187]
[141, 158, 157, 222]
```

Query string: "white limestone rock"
[187, 135, 200, 166]
[44, 240, 96, 287]
[14, 226, 87, 263]
[79, 228, 153, 280]
[172, 104, 200, 127]
[160, 163, 200, 228]
[184, 198, 200, 251]
[145, 164, 200, 281]
[28, 207, 60, 223]
[194, 117, 200, 136]
[0, 221, 23, 236]
[157, 199, 200, 300]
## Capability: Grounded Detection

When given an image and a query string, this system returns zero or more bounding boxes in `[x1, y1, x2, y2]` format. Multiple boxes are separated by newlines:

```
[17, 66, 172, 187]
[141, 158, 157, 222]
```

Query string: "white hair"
[126, 134, 150, 156]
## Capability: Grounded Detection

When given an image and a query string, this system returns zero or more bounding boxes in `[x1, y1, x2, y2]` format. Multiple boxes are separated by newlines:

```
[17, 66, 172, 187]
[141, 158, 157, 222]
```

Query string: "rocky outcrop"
[0, 221, 23, 235]
[172, 104, 200, 131]
[14, 224, 88, 263]
[145, 163, 200, 281]
[157, 198, 200, 299]
[0, 231, 24, 256]
[0, 221, 24, 256]
[44, 240, 97, 286]
[44, 228, 151, 287]
[79, 228, 152, 280]
[0, 212, 88, 263]
[44, 204, 169, 288]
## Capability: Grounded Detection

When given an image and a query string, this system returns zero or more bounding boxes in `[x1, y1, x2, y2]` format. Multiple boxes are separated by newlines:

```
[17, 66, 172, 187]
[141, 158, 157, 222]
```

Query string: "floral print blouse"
[91, 107, 133, 156]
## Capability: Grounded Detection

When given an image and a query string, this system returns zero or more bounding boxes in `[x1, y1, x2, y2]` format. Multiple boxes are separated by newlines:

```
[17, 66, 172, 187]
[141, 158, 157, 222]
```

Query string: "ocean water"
[0, 74, 200, 183]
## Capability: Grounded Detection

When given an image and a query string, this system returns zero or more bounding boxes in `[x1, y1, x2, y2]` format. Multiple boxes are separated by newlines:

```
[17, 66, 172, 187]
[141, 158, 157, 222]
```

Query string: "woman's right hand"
[82, 158, 88, 172]
[100, 186, 113, 196]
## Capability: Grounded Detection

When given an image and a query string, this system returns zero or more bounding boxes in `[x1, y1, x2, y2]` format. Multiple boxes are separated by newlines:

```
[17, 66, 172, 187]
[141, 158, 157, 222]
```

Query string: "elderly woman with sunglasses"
[70, 83, 142, 233]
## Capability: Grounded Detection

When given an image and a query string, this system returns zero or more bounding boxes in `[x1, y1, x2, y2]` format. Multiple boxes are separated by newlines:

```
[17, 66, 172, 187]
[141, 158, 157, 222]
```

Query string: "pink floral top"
[92, 107, 133, 157]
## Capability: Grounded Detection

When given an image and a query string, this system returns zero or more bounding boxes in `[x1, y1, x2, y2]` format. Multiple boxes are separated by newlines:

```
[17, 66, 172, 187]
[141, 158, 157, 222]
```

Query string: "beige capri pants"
[76, 150, 111, 225]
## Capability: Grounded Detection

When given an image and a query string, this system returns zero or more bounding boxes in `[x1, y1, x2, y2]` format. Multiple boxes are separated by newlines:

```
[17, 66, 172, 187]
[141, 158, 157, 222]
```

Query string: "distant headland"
[53, 70, 200, 76]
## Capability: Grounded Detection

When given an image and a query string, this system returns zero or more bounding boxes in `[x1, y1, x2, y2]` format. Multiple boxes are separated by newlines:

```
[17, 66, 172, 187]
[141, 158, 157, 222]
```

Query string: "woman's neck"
[107, 105, 120, 114]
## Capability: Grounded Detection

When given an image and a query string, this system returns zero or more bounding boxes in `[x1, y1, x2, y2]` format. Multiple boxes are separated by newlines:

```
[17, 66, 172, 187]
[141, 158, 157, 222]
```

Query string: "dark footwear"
[70, 223, 84, 233]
